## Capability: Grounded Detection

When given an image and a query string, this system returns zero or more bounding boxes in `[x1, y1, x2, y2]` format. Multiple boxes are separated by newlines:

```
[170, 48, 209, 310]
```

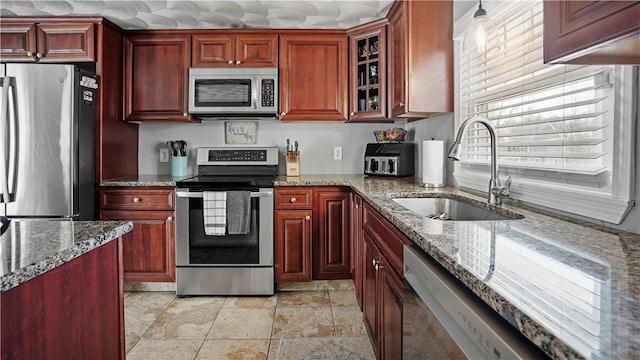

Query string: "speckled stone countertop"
[276, 175, 640, 360]
[99, 174, 194, 187]
[1, 220, 133, 293]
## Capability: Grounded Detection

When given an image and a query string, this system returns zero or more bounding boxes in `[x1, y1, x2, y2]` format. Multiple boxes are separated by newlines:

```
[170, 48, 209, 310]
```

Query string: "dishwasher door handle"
[175, 189, 273, 198]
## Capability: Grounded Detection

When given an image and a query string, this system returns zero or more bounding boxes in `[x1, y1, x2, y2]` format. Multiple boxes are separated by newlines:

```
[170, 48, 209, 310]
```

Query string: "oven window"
[188, 197, 259, 264]
[194, 79, 251, 107]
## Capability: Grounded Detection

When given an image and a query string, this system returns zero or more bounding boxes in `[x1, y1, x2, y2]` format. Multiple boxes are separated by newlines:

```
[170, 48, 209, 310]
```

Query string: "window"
[453, 0, 637, 224]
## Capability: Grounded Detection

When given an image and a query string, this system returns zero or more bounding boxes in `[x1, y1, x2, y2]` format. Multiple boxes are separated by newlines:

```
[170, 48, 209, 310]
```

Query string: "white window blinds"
[458, 1, 613, 175]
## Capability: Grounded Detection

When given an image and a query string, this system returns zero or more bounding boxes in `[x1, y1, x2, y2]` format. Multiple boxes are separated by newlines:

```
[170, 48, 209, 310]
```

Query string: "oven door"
[175, 187, 273, 267]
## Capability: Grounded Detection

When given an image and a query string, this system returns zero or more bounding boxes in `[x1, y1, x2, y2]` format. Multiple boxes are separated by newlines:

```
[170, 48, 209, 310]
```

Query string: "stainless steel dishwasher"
[403, 245, 546, 359]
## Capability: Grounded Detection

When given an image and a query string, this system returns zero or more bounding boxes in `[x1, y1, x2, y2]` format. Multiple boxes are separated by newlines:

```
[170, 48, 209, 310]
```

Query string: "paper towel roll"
[421, 140, 445, 188]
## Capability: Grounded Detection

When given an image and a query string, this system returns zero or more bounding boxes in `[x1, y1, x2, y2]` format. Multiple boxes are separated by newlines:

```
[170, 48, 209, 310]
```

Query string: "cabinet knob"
[350, 112, 355, 116]
[235, 60, 241, 65]
[398, 101, 404, 107]
[305, 215, 310, 220]
[26, 51, 33, 57]
[167, 216, 173, 221]
[228, 60, 234, 64]
[355, 204, 359, 209]
[183, 112, 188, 117]
[290, 197, 297, 203]
[36, 52, 43, 58]
[280, 112, 286, 116]
[133, 197, 140, 203]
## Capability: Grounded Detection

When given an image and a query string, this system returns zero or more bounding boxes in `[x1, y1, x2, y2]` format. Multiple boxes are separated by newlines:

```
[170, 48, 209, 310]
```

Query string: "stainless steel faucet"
[448, 116, 511, 206]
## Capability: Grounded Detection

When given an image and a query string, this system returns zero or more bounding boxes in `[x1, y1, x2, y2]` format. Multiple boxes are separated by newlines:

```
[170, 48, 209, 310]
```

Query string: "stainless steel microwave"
[188, 67, 278, 118]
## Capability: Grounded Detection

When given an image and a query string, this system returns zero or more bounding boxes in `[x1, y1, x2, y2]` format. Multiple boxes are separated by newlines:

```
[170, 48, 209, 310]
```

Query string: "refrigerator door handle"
[0, 76, 10, 203]
[7, 77, 18, 201]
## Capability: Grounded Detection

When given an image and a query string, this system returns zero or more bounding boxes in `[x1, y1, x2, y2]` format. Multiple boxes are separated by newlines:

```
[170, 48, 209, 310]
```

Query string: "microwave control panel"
[261, 79, 275, 107]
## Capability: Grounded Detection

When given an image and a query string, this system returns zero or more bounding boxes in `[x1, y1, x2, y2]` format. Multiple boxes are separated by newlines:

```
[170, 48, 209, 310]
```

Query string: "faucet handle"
[501, 177, 512, 197]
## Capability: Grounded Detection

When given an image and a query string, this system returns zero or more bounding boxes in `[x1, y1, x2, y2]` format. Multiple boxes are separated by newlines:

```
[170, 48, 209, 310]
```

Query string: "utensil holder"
[170, 156, 187, 177]
[286, 151, 300, 177]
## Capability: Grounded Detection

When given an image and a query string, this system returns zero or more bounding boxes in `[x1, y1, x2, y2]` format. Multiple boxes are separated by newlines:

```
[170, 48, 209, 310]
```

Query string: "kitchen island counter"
[277, 175, 640, 360]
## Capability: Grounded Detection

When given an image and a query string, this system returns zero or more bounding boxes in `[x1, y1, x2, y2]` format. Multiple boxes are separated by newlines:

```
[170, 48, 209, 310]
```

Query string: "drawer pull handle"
[290, 197, 297, 203]
[305, 215, 310, 220]
[133, 197, 140, 203]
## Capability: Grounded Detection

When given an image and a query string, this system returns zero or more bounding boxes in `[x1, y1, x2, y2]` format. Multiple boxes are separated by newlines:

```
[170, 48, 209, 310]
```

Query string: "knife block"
[286, 151, 300, 177]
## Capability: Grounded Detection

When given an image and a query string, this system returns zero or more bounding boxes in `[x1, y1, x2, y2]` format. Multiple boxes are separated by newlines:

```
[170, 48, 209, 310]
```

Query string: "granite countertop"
[99, 174, 194, 187]
[0, 220, 133, 293]
[276, 175, 640, 360]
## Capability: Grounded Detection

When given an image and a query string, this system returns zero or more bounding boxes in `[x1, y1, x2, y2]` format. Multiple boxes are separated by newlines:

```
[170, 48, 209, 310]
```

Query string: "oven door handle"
[175, 189, 273, 198]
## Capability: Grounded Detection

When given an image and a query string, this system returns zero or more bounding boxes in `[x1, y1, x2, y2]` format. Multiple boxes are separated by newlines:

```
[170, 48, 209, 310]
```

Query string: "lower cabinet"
[351, 192, 364, 309]
[361, 202, 406, 360]
[274, 186, 351, 282]
[99, 187, 176, 282]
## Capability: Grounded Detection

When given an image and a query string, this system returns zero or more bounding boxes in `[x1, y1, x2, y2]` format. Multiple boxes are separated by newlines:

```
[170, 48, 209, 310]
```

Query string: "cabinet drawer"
[275, 187, 313, 209]
[363, 203, 408, 275]
[100, 188, 175, 211]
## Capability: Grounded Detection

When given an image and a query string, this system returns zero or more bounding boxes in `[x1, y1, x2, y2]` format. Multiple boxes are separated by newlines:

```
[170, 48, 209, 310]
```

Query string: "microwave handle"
[176, 189, 273, 198]
[252, 76, 259, 110]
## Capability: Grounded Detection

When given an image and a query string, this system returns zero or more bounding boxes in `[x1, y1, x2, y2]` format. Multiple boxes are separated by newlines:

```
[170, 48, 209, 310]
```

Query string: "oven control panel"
[196, 147, 279, 166]
[209, 149, 267, 162]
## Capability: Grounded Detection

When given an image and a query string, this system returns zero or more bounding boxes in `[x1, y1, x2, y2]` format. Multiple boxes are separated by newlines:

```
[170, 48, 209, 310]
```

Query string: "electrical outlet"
[333, 146, 343, 160]
[160, 148, 169, 162]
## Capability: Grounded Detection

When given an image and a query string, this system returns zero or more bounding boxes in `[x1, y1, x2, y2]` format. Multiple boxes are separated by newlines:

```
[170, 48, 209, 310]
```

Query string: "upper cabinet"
[123, 33, 192, 123]
[386, 0, 453, 118]
[279, 32, 348, 121]
[0, 20, 95, 62]
[192, 32, 278, 67]
[347, 19, 389, 122]
[543, 1, 640, 64]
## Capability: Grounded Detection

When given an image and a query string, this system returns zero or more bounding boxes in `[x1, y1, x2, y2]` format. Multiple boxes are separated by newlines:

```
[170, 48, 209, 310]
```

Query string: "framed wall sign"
[225, 121, 258, 144]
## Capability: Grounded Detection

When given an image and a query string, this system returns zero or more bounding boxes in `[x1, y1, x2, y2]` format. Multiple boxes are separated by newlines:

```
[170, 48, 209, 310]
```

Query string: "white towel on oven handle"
[203, 191, 226, 236]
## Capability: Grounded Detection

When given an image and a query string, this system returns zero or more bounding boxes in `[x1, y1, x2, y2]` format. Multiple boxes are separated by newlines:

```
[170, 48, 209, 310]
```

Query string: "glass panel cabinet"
[348, 19, 388, 122]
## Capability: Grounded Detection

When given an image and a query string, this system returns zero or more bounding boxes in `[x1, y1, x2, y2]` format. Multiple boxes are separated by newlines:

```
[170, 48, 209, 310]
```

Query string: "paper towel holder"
[419, 139, 446, 188]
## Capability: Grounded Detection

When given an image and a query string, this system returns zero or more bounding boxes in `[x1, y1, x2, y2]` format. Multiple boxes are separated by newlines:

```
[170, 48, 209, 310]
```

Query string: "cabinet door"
[380, 262, 403, 360]
[387, 2, 407, 117]
[543, 1, 640, 64]
[348, 20, 388, 122]
[314, 188, 351, 279]
[275, 209, 313, 282]
[279, 33, 348, 121]
[101, 210, 176, 282]
[236, 33, 278, 67]
[0, 22, 37, 61]
[351, 193, 364, 309]
[362, 233, 381, 359]
[36, 22, 95, 62]
[192, 34, 235, 67]
[124, 34, 192, 122]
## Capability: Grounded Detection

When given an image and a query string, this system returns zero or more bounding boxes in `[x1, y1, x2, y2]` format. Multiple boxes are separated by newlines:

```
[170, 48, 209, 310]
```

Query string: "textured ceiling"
[0, 0, 395, 30]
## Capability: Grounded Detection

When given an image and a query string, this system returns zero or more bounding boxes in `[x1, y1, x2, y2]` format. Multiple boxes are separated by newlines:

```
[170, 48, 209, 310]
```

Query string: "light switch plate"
[333, 146, 343, 160]
[160, 148, 169, 162]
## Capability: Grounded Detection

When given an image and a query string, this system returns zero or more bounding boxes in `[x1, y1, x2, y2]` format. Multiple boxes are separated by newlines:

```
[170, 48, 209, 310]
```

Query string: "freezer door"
[5, 64, 78, 218]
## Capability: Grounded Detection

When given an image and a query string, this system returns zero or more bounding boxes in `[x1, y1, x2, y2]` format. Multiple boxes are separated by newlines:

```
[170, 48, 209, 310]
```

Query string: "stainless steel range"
[175, 147, 278, 296]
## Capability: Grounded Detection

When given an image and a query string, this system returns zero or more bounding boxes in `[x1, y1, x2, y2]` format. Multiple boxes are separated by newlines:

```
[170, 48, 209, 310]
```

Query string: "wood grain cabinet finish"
[192, 32, 278, 67]
[350, 193, 364, 309]
[100, 187, 176, 282]
[0, 21, 95, 62]
[543, 0, 640, 64]
[279, 32, 348, 121]
[314, 187, 351, 279]
[1, 239, 125, 360]
[274, 209, 313, 282]
[386, 0, 453, 118]
[124, 33, 192, 122]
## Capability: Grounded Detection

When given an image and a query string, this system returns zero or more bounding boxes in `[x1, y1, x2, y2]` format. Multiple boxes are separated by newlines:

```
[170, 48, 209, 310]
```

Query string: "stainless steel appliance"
[188, 67, 278, 119]
[403, 245, 545, 359]
[364, 142, 414, 177]
[0, 64, 97, 220]
[175, 147, 278, 296]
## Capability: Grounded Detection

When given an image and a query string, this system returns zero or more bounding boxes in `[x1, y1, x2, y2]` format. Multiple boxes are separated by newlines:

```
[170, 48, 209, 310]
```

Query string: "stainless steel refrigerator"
[0, 64, 97, 220]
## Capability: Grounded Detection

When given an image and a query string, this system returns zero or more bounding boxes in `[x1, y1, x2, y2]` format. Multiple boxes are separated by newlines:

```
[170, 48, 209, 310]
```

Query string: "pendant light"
[464, 0, 492, 55]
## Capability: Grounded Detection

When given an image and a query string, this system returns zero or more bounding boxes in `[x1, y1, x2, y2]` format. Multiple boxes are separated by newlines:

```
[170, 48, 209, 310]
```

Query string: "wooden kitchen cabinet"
[275, 187, 314, 282]
[100, 187, 176, 282]
[314, 187, 351, 280]
[347, 19, 390, 122]
[192, 32, 278, 67]
[386, 0, 453, 118]
[351, 192, 364, 309]
[123, 33, 192, 122]
[543, 1, 640, 64]
[279, 32, 348, 121]
[0, 20, 95, 62]
[362, 202, 407, 360]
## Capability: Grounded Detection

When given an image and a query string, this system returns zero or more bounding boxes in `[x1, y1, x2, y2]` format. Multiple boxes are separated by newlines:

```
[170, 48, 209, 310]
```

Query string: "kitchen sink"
[392, 197, 523, 221]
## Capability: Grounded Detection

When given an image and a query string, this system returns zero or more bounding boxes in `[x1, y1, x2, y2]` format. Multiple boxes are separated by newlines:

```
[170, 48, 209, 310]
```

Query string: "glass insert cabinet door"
[349, 21, 387, 121]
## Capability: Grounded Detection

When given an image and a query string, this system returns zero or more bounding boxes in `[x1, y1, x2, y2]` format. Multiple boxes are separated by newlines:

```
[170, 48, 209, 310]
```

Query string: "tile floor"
[124, 283, 373, 359]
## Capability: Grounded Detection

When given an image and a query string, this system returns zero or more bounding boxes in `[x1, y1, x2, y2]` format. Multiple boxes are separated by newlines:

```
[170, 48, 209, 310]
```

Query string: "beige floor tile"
[272, 307, 334, 339]
[276, 290, 331, 307]
[125, 292, 176, 352]
[126, 339, 203, 360]
[328, 289, 358, 307]
[266, 339, 280, 360]
[207, 307, 275, 340]
[144, 297, 225, 339]
[195, 339, 269, 360]
[332, 306, 367, 336]
[326, 280, 355, 290]
[223, 295, 278, 308]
